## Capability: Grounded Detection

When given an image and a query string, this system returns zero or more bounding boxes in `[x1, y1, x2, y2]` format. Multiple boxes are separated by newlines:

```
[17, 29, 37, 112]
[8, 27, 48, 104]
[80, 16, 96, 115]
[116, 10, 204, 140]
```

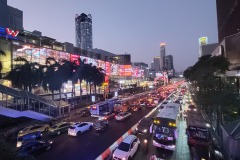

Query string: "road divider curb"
[96, 123, 138, 160]
[96, 91, 175, 160]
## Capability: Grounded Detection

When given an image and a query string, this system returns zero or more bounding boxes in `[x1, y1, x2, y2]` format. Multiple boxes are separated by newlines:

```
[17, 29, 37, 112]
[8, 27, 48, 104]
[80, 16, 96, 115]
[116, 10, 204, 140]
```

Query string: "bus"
[90, 98, 118, 117]
[152, 102, 180, 151]
[114, 98, 132, 112]
[186, 110, 211, 147]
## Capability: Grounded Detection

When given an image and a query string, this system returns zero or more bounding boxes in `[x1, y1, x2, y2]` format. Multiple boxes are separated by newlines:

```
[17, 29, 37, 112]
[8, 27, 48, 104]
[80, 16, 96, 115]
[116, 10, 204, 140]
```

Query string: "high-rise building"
[152, 56, 160, 72]
[164, 55, 174, 70]
[164, 55, 175, 77]
[216, 0, 240, 42]
[75, 13, 93, 50]
[0, 0, 23, 30]
[160, 43, 166, 71]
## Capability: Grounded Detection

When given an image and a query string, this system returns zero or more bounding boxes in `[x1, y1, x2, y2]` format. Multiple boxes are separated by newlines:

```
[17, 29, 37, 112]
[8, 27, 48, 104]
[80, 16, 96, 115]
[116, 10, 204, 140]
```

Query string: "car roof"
[123, 135, 137, 143]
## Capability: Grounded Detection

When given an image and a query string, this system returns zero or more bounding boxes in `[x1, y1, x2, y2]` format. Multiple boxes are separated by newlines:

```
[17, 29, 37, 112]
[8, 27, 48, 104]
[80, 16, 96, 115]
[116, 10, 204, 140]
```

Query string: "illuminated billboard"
[199, 37, 208, 46]
[119, 65, 132, 77]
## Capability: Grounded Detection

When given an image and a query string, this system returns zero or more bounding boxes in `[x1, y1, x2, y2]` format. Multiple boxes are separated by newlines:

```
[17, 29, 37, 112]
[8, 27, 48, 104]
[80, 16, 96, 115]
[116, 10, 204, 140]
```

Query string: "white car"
[113, 134, 140, 160]
[115, 112, 131, 121]
[68, 122, 93, 136]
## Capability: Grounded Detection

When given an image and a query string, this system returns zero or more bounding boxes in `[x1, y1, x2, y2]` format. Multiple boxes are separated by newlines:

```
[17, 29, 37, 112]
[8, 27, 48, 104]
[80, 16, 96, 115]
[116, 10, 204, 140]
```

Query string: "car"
[78, 109, 91, 117]
[93, 119, 109, 132]
[68, 122, 93, 136]
[16, 131, 43, 148]
[131, 104, 141, 111]
[162, 101, 168, 104]
[188, 104, 197, 111]
[17, 139, 53, 157]
[18, 124, 50, 137]
[48, 122, 72, 136]
[115, 112, 131, 121]
[112, 134, 140, 160]
[136, 117, 152, 135]
[174, 100, 180, 104]
[98, 112, 115, 120]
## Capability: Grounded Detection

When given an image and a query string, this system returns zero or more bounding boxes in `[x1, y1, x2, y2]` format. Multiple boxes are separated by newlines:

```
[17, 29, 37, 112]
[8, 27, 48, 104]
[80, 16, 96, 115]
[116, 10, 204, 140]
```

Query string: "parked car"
[112, 135, 140, 160]
[115, 112, 131, 121]
[18, 124, 49, 137]
[16, 131, 42, 148]
[48, 122, 72, 136]
[78, 109, 91, 117]
[98, 112, 115, 120]
[17, 139, 53, 157]
[93, 119, 109, 132]
[68, 122, 93, 136]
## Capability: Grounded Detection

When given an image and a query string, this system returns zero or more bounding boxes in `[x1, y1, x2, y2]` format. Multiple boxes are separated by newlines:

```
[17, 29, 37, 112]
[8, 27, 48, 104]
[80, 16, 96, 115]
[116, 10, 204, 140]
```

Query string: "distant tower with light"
[160, 43, 166, 71]
[75, 13, 93, 50]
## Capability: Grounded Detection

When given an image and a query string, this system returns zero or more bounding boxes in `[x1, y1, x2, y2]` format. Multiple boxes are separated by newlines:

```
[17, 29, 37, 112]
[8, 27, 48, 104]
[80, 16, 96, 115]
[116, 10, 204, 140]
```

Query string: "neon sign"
[0, 26, 19, 40]
[6, 28, 19, 37]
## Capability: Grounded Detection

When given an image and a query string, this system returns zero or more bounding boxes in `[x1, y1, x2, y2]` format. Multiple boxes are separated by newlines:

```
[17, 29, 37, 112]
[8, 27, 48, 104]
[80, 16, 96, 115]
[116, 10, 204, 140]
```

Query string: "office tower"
[164, 55, 174, 70]
[153, 56, 160, 72]
[75, 13, 93, 50]
[0, 0, 23, 30]
[216, 0, 240, 42]
[160, 43, 166, 71]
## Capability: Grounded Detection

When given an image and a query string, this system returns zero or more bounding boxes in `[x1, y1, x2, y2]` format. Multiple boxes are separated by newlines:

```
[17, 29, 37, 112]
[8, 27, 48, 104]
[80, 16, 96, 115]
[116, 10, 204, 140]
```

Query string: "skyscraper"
[164, 55, 174, 70]
[0, 0, 23, 30]
[75, 13, 93, 50]
[216, 0, 240, 42]
[160, 43, 166, 71]
[153, 56, 160, 72]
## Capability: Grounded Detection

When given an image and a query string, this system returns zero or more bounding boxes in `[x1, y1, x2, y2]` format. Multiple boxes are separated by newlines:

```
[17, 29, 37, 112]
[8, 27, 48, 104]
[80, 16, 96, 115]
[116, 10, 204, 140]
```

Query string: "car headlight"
[144, 139, 148, 143]
[169, 145, 175, 148]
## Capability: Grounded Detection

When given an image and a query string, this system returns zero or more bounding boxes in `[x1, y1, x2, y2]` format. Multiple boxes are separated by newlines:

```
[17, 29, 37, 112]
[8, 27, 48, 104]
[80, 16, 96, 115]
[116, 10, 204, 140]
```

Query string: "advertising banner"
[119, 65, 132, 77]
[105, 62, 110, 76]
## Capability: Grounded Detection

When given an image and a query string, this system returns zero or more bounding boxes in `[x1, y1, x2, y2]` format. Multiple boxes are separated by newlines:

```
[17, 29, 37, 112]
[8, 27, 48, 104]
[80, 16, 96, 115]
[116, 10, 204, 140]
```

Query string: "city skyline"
[7, 0, 218, 72]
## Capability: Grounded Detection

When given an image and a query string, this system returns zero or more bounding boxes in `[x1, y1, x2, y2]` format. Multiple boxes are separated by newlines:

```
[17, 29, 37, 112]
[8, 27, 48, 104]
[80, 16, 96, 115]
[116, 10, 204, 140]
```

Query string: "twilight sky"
[8, 0, 218, 72]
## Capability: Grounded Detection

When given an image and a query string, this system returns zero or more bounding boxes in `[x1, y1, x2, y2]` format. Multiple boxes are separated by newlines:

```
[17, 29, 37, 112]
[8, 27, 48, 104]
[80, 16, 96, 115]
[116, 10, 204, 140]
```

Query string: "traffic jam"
[8, 81, 223, 160]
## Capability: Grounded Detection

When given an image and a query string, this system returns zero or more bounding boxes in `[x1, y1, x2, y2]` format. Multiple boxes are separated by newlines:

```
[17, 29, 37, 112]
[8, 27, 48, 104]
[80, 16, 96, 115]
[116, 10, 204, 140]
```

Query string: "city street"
[37, 107, 154, 160]
[133, 102, 191, 160]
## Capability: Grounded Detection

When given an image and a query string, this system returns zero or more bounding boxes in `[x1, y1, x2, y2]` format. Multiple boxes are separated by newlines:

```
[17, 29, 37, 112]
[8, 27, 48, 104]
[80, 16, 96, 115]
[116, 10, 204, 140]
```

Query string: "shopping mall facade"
[0, 25, 147, 96]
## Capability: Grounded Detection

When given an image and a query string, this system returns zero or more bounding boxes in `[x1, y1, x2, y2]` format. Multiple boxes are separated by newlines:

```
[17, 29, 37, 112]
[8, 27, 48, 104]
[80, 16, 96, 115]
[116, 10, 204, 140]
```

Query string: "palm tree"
[72, 58, 86, 101]
[92, 66, 105, 94]
[5, 57, 42, 92]
[82, 63, 92, 95]
[0, 50, 6, 79]
[42, 57, 62, 100]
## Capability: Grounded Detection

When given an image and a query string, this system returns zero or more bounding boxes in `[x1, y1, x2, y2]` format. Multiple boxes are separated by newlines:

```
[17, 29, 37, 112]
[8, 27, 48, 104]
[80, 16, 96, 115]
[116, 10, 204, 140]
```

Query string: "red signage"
[6, 28, 19, 37]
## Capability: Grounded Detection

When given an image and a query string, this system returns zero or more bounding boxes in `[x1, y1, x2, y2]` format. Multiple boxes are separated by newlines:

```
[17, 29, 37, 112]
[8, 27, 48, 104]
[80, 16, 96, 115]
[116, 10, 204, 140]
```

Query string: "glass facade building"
[75, 13, 93, 50]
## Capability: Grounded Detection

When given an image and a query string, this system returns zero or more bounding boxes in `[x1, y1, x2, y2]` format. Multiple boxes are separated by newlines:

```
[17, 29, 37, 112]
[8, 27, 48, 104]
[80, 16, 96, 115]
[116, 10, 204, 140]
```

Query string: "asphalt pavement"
[36, 107, 154, 160]
[133, 100, 191, 160]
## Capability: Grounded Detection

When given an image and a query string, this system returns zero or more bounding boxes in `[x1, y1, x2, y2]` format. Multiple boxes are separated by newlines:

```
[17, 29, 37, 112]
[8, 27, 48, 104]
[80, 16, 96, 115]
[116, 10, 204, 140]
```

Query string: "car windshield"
[51, 125, 58, 129]
[139, 119, 151, 126]
[69, 126, 76, 129]
[22, 127, 29, 132]
[118, 142, 130, 152]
